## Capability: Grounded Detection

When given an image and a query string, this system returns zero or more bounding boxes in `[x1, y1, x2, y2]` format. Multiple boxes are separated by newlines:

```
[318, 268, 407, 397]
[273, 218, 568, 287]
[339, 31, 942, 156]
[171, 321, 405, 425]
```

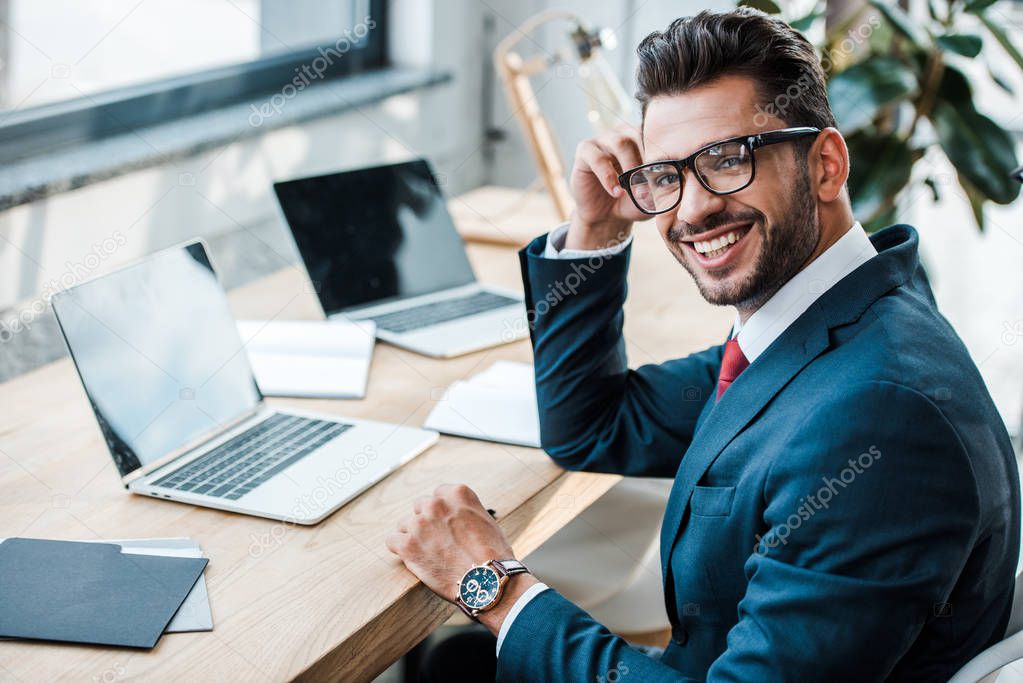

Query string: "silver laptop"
[273, 159, 528, 358]
[50, 241, 438, 525]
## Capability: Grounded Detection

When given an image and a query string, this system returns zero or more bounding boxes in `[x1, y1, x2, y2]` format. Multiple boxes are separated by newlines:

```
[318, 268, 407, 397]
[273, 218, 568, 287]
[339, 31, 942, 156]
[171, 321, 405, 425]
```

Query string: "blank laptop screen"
[51, 243, 261, 478]
[274, 159, 477, 314]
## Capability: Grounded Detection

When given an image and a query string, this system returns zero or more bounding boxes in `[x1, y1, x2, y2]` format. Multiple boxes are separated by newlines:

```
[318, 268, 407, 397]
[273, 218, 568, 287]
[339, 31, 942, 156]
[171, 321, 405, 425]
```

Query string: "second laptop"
[274, 159, 528, 358]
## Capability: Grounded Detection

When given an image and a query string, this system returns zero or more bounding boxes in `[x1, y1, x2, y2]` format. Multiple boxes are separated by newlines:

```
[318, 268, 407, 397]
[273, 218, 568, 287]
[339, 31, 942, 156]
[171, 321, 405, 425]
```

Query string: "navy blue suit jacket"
[498, 225, 1020, 681]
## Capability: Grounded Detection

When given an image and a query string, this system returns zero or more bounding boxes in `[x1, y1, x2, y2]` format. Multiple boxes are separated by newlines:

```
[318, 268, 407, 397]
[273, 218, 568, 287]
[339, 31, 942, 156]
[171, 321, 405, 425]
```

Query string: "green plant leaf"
[846, 132, 915, 222]
[869, 0, 929, 48]
[978, 11, 1023, 71]
[862, 204, 900, 233]
[936, 63, 974, 103]
[936, 33, 983, 58]
[828, 57, 918, 132]
[957, 174, 988, 231]
[866, 17, 896, 55]
[740, 0, 782, 14]
[964, 0, 1000, 14]
[986, 59, 1015, 95]
[930, 99, 1021, 204]
[790, 8, 823, 32]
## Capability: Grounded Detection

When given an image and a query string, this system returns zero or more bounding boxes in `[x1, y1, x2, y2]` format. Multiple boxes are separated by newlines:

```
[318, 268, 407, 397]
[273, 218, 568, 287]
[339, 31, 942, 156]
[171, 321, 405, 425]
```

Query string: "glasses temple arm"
[751, 127, 821, 148]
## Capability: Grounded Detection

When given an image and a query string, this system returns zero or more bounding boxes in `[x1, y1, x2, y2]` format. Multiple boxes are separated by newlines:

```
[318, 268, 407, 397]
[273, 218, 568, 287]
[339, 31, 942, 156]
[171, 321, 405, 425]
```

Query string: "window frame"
[0, 0, 388, 163]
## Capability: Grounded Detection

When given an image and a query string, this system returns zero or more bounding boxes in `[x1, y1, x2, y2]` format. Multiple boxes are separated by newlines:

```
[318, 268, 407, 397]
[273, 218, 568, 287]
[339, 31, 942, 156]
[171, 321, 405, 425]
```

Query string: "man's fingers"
[384, 532, 405, 556]
[387, 526, 421, 550]
[435, 482, 483, 507]
[602, 131, 644, 174]
[401, 512, 428, 532]
[576, 140, 624, 198]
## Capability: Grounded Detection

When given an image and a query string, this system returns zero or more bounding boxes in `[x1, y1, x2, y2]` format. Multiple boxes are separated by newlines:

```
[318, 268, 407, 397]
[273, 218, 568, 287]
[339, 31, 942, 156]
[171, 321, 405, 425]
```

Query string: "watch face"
[459, 565, 501, 610]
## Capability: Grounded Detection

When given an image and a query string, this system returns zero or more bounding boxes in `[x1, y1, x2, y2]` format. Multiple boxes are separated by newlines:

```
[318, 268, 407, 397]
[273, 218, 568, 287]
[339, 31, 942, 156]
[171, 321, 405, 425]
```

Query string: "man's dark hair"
[635, 8, 836, 132]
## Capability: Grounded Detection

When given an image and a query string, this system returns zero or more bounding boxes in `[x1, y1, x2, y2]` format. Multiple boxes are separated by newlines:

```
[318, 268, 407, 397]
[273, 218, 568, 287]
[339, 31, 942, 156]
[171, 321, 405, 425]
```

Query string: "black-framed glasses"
[618, 126, 821, 215]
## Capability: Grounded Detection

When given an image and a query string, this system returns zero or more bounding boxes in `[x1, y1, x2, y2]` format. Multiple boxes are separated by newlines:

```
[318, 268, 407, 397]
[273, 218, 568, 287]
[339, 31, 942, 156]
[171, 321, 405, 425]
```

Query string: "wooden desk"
[449, 185, 559, 247]
[0, 189, 732, 682]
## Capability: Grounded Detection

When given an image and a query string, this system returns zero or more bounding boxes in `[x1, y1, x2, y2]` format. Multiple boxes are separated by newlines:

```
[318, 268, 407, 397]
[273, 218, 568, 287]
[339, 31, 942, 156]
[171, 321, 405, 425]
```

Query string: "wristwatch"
[455, 559, 529, 620]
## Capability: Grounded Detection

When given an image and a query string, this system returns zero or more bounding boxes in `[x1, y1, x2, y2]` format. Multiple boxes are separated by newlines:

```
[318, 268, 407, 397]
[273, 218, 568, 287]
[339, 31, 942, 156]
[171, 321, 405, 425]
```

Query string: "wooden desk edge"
[296, 469, 621, 683]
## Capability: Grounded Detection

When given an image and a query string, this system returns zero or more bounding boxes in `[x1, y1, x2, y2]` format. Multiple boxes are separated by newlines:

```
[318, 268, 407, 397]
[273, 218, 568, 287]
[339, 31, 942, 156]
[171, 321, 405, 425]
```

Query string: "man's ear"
[811, 127, 849, 203]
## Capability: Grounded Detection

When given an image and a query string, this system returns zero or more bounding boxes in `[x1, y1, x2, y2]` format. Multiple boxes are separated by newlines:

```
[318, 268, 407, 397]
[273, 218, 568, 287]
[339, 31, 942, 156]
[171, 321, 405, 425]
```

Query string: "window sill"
[0, 66, 450, 212]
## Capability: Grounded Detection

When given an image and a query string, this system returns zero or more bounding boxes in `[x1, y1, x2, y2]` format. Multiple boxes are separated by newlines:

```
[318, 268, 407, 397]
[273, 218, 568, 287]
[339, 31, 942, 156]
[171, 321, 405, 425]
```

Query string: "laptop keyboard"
[369, 291, 519, 333]
[151, 413, 352, 500]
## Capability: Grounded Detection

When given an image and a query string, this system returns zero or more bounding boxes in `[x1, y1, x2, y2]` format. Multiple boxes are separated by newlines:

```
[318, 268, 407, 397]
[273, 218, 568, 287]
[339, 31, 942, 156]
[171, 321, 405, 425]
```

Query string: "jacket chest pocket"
[690, 485, 736, 517]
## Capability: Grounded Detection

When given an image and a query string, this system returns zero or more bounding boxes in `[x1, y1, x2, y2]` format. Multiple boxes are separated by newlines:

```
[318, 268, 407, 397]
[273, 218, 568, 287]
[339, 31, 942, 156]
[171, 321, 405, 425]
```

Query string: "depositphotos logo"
[754, 445, 882, 555]
[248, 16, 377, 128]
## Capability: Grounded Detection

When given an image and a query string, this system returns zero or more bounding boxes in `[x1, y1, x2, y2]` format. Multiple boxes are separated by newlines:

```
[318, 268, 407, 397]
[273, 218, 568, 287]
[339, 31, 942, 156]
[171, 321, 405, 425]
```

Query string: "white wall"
[912, 150, 1023, 436]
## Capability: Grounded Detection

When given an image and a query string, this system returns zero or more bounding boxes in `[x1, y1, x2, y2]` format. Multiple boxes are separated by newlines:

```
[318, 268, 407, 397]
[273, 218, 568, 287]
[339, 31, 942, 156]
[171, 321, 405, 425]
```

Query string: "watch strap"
[456, 599, 478, 619]
[492, 559, 528, 577]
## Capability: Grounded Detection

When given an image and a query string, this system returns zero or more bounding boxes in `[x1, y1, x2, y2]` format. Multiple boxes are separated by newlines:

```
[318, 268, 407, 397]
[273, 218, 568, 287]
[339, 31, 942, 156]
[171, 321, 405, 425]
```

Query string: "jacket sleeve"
[497, 589, 700, 682]
[520, 234, 722, 478]
[497, 382, 989, 682]
[706, 380, 985, 681]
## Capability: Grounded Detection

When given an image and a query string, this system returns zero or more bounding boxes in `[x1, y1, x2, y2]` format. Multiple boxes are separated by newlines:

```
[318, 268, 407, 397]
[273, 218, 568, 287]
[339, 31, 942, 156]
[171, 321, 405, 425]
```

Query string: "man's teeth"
[694, 228, 745, 256]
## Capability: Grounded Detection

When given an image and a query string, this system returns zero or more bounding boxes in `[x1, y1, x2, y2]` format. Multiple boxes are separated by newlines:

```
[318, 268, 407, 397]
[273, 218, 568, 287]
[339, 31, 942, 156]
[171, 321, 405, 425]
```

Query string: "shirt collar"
[732, 221, 877, 363]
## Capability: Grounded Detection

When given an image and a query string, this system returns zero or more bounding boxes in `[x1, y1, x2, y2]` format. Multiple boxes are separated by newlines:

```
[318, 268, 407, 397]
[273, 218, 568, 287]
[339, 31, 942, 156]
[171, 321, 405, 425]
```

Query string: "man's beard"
[667, 169, 819, 312]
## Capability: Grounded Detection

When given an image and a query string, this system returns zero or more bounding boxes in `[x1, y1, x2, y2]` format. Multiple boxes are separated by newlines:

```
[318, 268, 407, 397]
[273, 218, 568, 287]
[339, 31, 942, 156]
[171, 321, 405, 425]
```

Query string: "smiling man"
[387, 8, 1021, 681]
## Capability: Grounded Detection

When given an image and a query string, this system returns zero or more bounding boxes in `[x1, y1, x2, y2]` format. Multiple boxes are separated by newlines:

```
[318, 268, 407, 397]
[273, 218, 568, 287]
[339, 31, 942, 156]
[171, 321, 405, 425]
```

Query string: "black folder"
[0, 537, 208, 648]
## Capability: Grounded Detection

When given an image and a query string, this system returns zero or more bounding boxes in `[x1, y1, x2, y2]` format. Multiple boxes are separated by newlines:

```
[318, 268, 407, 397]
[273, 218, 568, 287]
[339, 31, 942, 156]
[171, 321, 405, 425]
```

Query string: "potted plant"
[742, 0, 1023, 231]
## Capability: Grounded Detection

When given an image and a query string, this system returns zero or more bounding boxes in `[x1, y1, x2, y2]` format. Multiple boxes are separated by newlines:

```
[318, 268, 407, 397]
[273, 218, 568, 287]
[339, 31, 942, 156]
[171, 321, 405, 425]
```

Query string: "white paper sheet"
[114, 538, 212, 633]
[237, 319, 376, 398]
[424, 361, 540, 447]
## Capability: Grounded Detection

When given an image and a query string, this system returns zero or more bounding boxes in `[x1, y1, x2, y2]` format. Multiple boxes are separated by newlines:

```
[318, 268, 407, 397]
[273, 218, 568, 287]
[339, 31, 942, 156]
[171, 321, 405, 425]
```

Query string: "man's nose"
[674, 169, 728, 228]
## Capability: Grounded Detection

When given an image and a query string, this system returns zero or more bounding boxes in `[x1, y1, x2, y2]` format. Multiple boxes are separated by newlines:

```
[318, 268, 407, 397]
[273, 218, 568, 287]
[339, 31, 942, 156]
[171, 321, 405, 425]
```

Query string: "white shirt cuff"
[495, 581, 550, 656]
[543, 223, 633, 259]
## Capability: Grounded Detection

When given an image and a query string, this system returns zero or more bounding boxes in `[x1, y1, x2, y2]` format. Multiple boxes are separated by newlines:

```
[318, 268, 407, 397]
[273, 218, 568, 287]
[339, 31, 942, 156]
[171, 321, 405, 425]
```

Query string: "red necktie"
[716, 338, 749, 400]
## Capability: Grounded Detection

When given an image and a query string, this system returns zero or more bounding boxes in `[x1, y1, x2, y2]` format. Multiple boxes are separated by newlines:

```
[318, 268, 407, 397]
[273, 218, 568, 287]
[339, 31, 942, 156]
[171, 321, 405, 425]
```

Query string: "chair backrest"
[1007, 569, 1023, 637]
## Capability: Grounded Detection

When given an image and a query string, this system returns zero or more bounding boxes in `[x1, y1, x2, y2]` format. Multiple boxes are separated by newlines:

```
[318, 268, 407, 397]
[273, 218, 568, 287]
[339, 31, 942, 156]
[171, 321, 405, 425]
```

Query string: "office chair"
[948, 566, 1023, 680]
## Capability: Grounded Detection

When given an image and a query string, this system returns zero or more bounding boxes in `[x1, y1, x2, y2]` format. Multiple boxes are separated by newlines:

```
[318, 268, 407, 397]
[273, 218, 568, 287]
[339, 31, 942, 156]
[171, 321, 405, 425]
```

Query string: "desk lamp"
[495, 11, 635, 221]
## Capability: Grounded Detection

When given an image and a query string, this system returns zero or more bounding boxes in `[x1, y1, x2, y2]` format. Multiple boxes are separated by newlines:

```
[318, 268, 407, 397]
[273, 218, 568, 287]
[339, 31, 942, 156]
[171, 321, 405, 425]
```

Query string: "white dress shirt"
[542, 222, 635, 260]
[730, 221, 877, 361]
[496, 220, 877, 655]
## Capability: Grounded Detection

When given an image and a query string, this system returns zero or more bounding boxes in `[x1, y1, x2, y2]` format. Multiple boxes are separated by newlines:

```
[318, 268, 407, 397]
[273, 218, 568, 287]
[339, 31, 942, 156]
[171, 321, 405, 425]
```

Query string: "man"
[387, 8, 1021, 681]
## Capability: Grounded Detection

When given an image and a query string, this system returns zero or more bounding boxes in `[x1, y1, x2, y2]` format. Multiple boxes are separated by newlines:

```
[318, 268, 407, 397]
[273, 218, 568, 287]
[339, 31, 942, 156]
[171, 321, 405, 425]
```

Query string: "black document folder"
[0, 537, 208, 648]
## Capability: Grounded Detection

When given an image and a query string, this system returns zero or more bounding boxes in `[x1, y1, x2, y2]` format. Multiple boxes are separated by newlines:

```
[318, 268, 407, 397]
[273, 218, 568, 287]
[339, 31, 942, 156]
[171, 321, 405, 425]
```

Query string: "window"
[0, 0, 387, 161]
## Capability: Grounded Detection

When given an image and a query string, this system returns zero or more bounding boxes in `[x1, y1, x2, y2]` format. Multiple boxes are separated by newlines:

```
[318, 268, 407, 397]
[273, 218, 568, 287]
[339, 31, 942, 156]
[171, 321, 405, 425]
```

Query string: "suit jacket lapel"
[657, 224, 920, 581]
[659, 307, 831, 578]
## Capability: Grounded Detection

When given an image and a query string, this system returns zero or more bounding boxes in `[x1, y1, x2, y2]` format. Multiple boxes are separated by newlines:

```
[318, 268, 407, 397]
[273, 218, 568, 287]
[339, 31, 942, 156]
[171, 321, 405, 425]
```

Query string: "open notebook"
[424, 361, 540, 447]
[237, 319, 376, 399]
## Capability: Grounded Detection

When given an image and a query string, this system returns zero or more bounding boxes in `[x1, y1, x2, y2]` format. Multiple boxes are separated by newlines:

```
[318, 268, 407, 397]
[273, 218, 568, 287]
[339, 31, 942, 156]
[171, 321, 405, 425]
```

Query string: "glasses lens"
[628, 163, 681, 214]
[694, 141, 752, 193]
